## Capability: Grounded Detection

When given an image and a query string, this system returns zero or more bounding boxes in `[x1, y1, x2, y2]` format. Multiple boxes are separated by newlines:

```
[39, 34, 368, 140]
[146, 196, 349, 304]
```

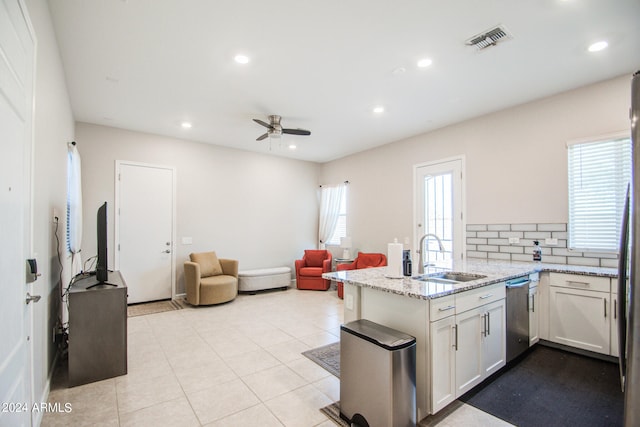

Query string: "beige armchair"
[184, 251, 238, 306]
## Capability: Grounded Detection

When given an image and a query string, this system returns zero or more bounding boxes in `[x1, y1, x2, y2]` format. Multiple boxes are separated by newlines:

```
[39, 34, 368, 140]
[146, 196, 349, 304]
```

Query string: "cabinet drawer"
[455, 283, 505, 314]
[549, 273, 610, 293]
[430, 294, 456, 321]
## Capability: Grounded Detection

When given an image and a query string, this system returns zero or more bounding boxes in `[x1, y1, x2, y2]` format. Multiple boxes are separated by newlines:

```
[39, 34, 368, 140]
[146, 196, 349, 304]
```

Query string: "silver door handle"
[453, 325, 458, 351]
[487, 311, 491, 335]
[26, 293, 41, 305]
[479, 294, 493, 300]
[163, 250, 171, 254]
[439, 305, 455, 312]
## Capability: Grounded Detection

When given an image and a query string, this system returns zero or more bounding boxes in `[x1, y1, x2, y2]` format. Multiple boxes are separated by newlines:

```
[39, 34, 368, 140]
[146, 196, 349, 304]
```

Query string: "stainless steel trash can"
[340, 319, 417, 427]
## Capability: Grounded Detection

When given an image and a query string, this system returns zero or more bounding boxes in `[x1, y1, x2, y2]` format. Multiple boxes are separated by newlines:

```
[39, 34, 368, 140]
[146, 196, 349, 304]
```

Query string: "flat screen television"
[96, 201, 108, 283]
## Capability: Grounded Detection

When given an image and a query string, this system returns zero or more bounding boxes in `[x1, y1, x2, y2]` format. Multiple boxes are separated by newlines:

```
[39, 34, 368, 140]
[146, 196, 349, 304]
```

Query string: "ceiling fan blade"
[282, 128, 311, 136]
[253, 119, 273, 129]
[256, 133, 269, 141]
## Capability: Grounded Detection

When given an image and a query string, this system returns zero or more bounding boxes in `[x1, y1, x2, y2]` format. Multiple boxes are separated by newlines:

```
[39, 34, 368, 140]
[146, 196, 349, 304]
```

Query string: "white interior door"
[0, 1, 35, 425]
[414, 158, 464, 267]
[115, 162, 175, 304]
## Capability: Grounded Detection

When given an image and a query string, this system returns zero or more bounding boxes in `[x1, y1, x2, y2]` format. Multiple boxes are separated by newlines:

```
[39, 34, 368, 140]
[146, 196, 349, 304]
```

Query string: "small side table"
[332, 258, 354, 298]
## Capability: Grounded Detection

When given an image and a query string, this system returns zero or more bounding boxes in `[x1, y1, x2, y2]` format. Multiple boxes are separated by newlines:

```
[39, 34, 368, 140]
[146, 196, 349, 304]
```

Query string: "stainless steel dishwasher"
[505, 276, 531, 362]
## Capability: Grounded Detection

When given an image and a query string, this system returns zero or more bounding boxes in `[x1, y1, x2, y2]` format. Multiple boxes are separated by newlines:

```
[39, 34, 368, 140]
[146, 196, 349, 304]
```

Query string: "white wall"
[24, 0, 75, 417]
[319, 75, 631, 254]
[76, 123, 321, 294]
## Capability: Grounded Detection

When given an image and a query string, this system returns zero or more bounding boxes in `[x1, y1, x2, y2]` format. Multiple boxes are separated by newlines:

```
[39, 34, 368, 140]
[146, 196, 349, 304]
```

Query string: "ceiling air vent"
[465, 25, 512, 50]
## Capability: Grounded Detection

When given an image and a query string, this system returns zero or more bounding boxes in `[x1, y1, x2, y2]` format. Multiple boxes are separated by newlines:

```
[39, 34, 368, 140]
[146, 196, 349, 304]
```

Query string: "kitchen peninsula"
[324, 259, 618, 420]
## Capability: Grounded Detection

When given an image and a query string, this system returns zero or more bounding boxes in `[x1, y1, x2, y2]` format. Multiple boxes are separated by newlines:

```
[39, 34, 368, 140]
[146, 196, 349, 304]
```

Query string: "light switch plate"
[345, 294, 354, 310]
[181, 237, 193, 245]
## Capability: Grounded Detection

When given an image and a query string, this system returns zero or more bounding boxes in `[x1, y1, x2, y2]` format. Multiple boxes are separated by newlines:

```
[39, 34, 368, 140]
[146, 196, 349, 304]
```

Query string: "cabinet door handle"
[453, 325, 458, 351]
[479, 294, 493, 300]
[604, 298, 607, 318]
[487, 311, 491, 336]
[566, 280, 590, 287]
[531, 294, 536, 313]
[439, 305, 455, 312]
[614, 299, 617, 320]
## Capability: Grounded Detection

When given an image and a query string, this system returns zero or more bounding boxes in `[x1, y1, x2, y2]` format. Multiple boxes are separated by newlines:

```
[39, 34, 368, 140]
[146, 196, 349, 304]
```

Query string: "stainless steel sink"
[415, 272, 487, 284]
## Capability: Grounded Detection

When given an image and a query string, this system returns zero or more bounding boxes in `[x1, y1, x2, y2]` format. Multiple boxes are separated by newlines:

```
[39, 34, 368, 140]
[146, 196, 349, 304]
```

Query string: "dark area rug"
[459, 345, 624, 427]
[302, 342, 340, 378]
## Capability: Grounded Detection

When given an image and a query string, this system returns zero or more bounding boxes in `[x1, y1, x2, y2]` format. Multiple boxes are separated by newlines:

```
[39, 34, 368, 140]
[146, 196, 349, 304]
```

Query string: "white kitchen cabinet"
[549, 285, 610, 355]
[429, 286, 506, 409]
[529, 283, 539, 346]
[429, 315, 456, 413]
[482, 299, 506, 377]
[454, 305, 485, 396]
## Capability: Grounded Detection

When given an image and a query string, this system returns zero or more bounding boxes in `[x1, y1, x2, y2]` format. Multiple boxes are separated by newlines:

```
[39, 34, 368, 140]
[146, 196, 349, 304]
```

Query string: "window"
[567, 135, 631, 252]
[326, 187, 347, 245]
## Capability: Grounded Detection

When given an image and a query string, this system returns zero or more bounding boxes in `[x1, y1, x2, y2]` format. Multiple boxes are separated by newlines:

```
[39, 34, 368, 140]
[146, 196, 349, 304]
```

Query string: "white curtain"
[318, 183, 345, 248]
[67, 143, 83, 276]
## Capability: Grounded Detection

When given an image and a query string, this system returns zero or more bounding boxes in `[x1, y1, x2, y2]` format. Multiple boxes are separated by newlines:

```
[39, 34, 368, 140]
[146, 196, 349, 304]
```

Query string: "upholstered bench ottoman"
[238, 267, 292, 294]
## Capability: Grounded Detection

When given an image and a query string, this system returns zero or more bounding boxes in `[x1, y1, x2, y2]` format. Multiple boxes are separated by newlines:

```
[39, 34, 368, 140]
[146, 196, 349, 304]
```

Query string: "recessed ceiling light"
[234, 54, 250, 64]
[417, 58, 433, 68]
[373, 106, 385, 114]
[587, 41, 608, 52]
[181, 122, 192, 129]
[288, 144, 297, 150]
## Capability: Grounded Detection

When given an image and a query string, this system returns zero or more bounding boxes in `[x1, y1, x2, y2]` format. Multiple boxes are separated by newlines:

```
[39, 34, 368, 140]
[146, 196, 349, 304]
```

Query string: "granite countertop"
[322, 258, 618, 300]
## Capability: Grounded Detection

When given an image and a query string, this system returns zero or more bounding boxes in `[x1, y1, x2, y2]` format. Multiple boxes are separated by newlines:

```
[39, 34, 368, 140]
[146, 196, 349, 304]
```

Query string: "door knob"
[25, 293, 41, 305]
[163, 250, 171, 254]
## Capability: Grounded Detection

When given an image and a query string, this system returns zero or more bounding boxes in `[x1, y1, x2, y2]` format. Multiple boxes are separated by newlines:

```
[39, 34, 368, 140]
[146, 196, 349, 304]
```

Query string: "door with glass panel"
[415, 158, 464, 269]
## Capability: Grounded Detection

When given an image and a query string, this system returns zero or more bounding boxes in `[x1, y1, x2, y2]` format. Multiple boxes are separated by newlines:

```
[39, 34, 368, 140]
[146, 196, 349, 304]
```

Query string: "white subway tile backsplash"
[567, 256, 600, 267]
[487, 238, 509, 245]
[468, 238, 487, 245]
[467, 224, 487, 231]
[466, 222, 617, 269]
[477, 231, 499, 238]
[537, 223, 567, 232]
[488, 252, 511, 260]
[477, 245, 499, 252]
[601, 258, 619, 268]
[500, 246, 524, 254]
[467, 251, 488, 259]
[511, 254, 534, 262]
[499, 231, 524, 239]
[511, 224, 537, 232]
[487, 224, 511, 231]
[524, 231, 552, 239]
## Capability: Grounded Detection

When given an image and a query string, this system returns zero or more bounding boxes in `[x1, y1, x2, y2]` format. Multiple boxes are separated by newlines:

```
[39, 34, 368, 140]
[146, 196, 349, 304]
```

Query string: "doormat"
[320, 401, 348, 427]
[459, 345, 623, 427]
[127, 299, 185, 317]
[302, 342, 340, 378]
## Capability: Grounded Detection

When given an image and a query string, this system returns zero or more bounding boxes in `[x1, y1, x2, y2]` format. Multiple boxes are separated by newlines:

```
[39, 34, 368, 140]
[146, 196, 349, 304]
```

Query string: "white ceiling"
[48, 0, 640, 163]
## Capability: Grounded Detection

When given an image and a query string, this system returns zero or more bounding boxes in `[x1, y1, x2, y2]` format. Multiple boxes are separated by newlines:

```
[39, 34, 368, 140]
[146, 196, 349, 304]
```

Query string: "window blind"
[567, 136, 631, 252]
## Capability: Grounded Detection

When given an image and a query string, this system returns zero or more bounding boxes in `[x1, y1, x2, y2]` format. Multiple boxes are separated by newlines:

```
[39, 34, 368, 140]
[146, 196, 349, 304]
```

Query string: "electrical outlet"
[545, 238, 558, 245]
[508, 237, 520, 244]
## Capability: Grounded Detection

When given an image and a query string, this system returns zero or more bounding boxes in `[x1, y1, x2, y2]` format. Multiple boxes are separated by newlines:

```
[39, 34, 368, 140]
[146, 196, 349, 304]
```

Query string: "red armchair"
[295, 250, 333, 290]
[336, 252, 387, 298]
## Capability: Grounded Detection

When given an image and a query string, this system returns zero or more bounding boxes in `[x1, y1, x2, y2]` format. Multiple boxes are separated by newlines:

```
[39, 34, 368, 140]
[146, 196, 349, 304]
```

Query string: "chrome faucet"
[417, 233, 445, 274]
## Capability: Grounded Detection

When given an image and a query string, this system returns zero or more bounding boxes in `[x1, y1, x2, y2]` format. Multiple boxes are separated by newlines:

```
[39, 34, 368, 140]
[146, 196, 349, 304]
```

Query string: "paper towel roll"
[386, 241, 404, 278]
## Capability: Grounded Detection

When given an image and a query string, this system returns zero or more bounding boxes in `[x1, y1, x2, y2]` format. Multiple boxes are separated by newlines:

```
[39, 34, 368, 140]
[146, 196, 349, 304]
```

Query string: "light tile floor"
[42, 288, 512, 427]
